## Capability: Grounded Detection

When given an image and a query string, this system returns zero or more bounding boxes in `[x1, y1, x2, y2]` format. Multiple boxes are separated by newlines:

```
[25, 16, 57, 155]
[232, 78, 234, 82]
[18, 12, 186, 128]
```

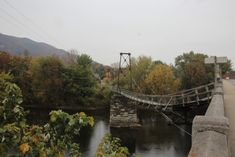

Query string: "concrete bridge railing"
[188, 83, 230, 157]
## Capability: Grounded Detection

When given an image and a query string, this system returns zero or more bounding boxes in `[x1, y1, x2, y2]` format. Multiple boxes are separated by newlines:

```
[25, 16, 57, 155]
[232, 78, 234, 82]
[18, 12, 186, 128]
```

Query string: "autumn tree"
[9, 55, 33, 104]
[0, 51, 11, 72]
[131, 56, 153, 92]
[0, 72, 13, 102]
[0, 52, 33, 104]
[31, 56, 64, 105]
[0, 78, 94, 156]
[144, 64, 180, 95]
[112, 56, 153, 91]
[0, 53, 13, 92]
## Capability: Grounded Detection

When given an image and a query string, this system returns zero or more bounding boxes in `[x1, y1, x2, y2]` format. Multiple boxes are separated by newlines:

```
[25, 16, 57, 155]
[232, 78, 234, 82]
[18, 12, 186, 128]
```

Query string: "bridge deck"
[224, 80, 235, 157]
[112, 82, 214, 109]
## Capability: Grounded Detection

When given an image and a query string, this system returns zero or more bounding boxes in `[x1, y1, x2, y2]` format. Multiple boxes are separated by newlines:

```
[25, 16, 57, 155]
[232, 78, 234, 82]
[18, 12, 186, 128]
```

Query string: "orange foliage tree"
[144, 64, 180, 95]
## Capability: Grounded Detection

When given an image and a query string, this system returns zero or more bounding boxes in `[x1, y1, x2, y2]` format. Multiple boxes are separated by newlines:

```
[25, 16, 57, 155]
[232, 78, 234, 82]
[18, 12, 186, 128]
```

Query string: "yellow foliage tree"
[144, 64, 180, 95]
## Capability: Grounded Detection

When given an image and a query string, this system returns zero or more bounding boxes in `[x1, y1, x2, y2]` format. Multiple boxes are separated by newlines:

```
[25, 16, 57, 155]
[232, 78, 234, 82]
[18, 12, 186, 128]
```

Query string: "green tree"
[77, 54, 92, 67]
[96, 134, 129, 157]
[0, 79, 94, 157]
[153, 60, 165, 65]
[92, 63, 106, 79]
[220, 59, 232, 75]
[175, 51, 212, 89]
[0, 72, 26, 125]
[62, 64, 96, 106]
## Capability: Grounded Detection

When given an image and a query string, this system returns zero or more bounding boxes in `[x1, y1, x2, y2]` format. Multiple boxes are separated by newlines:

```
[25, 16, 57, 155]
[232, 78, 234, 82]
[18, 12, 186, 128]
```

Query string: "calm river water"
[28, 109, 191, 157]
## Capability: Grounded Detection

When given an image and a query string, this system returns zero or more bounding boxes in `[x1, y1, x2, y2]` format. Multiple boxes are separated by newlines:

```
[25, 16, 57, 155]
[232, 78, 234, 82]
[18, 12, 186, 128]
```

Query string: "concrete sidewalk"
[224, 80, 235, 157]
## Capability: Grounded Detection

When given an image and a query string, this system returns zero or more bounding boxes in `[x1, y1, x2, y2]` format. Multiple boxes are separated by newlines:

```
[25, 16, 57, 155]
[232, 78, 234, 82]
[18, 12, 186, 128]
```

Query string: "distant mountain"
[0, 33, 67, 56]
[0, 33, 114, 79]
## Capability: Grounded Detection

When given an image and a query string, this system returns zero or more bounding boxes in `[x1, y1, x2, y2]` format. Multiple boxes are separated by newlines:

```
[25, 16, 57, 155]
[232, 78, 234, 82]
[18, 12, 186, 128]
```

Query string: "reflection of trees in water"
[136, 110, 191, 156]
[28, 110, 191, 157]
[80, 118, 109, 157]
[110, 110, 191, 156]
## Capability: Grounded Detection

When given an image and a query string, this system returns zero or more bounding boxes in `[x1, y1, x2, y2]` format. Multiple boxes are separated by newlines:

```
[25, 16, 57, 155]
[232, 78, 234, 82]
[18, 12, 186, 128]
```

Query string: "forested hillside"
[0, 33, 67, 56]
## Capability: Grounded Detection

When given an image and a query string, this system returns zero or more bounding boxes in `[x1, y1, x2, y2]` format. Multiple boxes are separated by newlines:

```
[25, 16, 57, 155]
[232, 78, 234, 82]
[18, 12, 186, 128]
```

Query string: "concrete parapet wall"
[206, 95, 224, 117]
[192, 116, 229, 138]
[188, 83, 230, 157]
[189, 130, 229, 157]
[212, 86, 224, 95]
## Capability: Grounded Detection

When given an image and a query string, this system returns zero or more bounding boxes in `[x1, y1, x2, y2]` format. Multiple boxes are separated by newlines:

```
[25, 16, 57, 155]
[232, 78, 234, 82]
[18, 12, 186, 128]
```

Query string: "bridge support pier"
[110, 94, 141, 128]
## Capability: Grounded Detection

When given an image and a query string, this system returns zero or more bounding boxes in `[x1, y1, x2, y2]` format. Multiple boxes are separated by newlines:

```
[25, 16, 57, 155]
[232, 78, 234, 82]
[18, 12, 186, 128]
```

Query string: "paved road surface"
[224, 79, 235, 156]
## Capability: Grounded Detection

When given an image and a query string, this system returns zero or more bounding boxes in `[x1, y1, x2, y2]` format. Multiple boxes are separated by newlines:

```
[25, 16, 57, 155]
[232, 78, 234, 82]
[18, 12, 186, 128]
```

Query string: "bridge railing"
[111, 82, 214, 108]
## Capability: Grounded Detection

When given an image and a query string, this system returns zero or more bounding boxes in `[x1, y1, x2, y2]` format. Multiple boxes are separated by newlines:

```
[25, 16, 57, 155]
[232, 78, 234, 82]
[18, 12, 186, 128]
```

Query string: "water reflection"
[78, 111, 191, 157]
[28, 109, 191, 157]
[135, 112, 191, 157]
[110, 127, 137, 154]
[81, 120, 109, 157]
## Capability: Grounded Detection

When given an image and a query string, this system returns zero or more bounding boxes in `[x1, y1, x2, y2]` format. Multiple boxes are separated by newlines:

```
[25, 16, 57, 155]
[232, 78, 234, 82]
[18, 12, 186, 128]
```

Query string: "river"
[28, 109, 192, 157]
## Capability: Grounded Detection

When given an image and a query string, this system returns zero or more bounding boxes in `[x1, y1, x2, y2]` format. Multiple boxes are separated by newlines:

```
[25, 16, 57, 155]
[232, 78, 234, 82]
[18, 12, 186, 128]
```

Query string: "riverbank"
[23, 104, 109, 114]
[23, 104, 108, 110]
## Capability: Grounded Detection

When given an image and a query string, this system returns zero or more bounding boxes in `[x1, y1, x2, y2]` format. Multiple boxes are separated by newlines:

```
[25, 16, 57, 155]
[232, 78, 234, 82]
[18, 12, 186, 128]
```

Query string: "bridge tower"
[117, 52, 132, 90]
[110, 53, 140, 128]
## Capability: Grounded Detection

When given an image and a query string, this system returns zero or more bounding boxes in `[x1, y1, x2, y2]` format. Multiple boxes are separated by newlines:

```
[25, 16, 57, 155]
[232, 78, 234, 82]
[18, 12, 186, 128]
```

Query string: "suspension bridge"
[110, 82, 215, 130]
[112, 82, 214, 111]
[110, 53, 231, 157]
[110, 53, 216, 128]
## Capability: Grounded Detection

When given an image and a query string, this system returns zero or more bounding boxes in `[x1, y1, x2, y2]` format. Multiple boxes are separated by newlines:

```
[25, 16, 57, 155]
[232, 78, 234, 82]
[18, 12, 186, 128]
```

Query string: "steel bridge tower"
[117, 52, 132, 90]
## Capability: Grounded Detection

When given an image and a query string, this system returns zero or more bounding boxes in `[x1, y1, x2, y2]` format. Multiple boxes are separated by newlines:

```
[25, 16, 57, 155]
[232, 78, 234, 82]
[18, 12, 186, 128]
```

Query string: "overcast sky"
[0, 0, 235, 66]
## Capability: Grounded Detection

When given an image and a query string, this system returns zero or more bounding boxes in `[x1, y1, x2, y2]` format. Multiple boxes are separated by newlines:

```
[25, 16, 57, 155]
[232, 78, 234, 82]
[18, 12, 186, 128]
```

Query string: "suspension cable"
[157, 111, 192, 137]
